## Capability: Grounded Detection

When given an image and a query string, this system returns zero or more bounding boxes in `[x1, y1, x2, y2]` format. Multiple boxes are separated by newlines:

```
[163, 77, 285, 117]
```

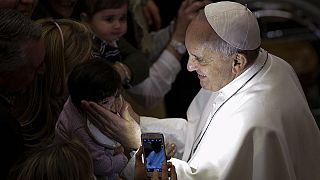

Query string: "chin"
[201, 84, 219, 92]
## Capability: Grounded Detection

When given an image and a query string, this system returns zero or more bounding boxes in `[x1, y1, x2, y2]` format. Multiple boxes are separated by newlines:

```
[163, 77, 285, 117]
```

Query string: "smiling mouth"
[60, 2, 75, 7]
[197, 73, 206, 79]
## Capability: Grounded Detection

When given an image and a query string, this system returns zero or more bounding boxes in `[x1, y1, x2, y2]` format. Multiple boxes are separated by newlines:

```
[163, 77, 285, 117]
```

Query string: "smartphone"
[141, 133, 166, 177]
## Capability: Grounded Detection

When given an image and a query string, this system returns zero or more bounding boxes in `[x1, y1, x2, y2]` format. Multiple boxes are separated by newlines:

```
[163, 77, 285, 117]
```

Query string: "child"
[80, 0, 182, 109]
[55, 59, 128, 179]
[80, 0, 149, 87]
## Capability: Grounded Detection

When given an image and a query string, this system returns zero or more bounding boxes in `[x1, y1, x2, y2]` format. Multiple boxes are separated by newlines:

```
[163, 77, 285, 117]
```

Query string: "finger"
[120, 102, 138, 123]
[86, 111, 117, 138]
[179, 0, 189, 12]
[185, 0, 208, 14]
[184, 0, 193, 6]
[165, 143, 176, 159]
[143, 7, 152, 25]
[119, 100, 128, 114]
[118, 94, 124, 110]
[152, 13, 161, 30]
[88, 101, 121, 124]
[84, 103, 117, 131]
[81, 100, 92, 112]
[148, 7, 161, 30]
[161, 162, 169, 180]
[151, 170, 159, 180]
[85, 110, 104, 128]
[170, 164, 177, 180]
[83, 101, 122, 138]
[135, 147, 143, 164]
[120, 103, 131, 121]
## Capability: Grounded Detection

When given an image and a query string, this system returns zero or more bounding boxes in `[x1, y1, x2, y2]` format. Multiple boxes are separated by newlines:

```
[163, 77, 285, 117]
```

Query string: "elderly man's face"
[0, 0, 38, 17]
[185, 15, 236, 92]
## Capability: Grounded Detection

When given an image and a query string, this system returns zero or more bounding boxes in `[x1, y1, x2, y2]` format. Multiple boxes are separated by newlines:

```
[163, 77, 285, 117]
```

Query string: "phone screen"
[142, 137, 166, 173]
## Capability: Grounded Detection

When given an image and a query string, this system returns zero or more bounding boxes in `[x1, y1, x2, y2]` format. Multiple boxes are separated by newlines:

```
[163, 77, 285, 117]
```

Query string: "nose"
[113, 20, 121, 28]
[187, 57, 198, 72]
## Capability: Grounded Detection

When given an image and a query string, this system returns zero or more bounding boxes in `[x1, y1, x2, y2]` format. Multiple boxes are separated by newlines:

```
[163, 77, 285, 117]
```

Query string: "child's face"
[98, 91, 123, 114]
[88, 4, 128, 43]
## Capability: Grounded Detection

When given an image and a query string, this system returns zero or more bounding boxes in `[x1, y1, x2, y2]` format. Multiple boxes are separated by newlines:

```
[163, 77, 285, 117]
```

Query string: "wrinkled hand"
[172, 0, 212, 42]
[143, 0, 161, 30]
[120, 96, 140, 124]
[81, 100, 141, 149]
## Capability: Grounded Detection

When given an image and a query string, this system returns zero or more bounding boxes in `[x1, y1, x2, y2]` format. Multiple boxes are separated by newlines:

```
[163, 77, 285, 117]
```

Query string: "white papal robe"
[138, 48, 320, 180]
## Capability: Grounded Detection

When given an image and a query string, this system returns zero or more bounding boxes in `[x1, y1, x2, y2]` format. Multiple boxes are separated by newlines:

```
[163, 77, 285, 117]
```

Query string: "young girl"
[55, 59, 128, 179]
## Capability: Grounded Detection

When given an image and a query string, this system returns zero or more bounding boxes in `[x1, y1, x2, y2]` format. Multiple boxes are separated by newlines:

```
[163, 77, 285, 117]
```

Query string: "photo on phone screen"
[142, 133, 166, 175]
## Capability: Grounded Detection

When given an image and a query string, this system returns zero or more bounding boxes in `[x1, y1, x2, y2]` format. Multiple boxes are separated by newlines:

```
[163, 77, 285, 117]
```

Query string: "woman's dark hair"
[68, 58, 122, 109]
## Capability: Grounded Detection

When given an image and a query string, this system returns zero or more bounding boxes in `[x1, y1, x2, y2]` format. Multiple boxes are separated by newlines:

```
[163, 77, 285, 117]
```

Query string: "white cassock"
[138, 48, 320, 180]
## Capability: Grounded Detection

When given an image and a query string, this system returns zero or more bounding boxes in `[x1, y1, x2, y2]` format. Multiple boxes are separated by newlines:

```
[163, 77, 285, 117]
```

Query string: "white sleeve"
[147, 25, 172, 63]
[140, 116, 187, 159]
[127, 50, 181, 108]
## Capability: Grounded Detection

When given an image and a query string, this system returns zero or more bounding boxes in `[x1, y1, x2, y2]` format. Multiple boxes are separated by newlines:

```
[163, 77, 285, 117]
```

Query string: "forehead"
[93, 4, 128, 17]
[186, 14, 214, 48]
[186, 15, 216, 56]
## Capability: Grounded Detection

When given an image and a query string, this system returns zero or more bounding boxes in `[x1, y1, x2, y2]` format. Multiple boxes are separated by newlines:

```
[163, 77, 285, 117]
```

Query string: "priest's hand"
[81, 100, 141, 149]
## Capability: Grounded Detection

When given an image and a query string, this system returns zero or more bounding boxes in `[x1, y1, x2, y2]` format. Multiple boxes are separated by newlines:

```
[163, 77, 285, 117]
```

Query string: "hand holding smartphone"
[141, 133, 166, 177]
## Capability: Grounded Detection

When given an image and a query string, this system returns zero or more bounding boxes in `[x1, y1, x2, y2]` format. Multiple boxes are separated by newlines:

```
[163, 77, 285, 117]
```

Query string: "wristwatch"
[170, 39, 186, 55]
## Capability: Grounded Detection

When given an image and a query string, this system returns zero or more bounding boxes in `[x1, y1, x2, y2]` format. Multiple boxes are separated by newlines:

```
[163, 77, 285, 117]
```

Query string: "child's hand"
[165, 142, 176, 160]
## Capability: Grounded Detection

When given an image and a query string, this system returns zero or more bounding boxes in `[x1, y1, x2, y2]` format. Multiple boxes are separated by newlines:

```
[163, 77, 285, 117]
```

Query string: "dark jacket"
[0, 96, 24, 180]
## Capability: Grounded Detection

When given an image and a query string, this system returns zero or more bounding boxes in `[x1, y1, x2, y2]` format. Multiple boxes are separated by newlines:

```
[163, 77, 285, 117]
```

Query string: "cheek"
[114, 98, 123, 111]
[121, 23, 127, 32]
[90, 18, 109, 34]
[115, 22, 127, 37]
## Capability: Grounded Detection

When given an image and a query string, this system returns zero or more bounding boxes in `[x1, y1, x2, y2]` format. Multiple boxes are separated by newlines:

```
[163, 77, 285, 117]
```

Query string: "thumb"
[151, 170, 159, 180]
[135, 147, 144, 166]
[120, 103, 132, 121]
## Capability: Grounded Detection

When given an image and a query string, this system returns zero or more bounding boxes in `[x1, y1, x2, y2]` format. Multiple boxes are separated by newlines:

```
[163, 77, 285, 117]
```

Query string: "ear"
[232, 53, 247, 75]
[80, 13, 89, 23]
